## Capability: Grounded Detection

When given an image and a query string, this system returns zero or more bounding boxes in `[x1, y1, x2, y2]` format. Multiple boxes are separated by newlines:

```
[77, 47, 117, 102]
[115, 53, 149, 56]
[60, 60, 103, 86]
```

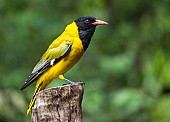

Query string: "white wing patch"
[50, 59, 55, 66]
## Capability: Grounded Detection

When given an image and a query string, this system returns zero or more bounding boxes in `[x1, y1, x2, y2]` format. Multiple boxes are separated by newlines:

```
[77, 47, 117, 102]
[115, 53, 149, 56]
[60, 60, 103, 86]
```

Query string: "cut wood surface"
[31, 83, 84, 122]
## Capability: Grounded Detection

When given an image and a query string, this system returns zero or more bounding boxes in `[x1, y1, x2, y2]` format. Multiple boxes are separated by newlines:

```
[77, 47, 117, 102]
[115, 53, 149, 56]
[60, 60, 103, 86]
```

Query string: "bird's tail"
[27, 82, 43, 115]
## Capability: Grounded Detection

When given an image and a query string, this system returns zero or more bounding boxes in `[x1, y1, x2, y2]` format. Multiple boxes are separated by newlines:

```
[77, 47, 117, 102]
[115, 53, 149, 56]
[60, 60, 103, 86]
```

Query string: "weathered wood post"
[31, 83, 84, 122]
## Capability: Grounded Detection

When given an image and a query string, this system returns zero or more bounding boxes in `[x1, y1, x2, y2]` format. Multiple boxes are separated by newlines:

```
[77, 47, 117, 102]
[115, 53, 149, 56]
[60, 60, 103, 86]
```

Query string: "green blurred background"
[0, 0, 170, 122]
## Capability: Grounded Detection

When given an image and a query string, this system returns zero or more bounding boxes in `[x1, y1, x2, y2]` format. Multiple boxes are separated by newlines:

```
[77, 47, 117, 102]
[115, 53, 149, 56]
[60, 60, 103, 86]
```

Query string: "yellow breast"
[38, 22, 84, 86]
[41, 37, 84, 84]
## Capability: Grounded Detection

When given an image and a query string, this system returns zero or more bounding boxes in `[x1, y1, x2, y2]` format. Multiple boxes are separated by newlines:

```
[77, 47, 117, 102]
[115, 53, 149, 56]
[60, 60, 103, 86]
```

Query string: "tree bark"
[31, 83, 84, 122]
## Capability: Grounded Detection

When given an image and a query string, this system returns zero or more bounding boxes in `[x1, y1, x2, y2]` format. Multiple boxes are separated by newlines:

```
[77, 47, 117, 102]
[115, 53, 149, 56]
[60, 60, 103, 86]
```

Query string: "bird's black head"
[74, 16, 108, 51]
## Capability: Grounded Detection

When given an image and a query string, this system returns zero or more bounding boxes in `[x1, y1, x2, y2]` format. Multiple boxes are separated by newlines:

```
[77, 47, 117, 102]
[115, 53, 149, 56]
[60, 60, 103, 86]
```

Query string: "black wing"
[20, 44, 72, 90]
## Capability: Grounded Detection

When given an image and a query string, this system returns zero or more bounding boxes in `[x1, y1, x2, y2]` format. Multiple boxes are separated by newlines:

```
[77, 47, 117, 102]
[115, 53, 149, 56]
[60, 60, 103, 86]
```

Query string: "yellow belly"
[27, 22, 85, 114]
[36, 38, 84, 89]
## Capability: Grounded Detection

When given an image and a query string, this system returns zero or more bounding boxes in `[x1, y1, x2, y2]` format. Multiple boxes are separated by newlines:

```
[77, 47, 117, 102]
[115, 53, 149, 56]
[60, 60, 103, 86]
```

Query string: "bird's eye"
[85, 19, 90, 24]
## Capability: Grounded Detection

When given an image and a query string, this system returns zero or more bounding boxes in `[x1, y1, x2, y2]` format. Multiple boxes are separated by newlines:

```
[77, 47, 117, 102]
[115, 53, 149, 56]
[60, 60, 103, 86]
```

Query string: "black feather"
[20, 45, 72, 90]
[74, 16, 97, 51]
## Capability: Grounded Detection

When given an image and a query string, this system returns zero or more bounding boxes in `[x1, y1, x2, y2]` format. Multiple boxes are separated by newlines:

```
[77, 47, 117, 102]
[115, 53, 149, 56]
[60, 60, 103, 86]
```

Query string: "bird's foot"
[63, 78, 85, 85]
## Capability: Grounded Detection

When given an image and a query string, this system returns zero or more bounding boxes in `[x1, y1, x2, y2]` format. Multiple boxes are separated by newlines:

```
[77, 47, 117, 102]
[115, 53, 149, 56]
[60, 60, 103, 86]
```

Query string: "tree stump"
[31, 83, 84, 122]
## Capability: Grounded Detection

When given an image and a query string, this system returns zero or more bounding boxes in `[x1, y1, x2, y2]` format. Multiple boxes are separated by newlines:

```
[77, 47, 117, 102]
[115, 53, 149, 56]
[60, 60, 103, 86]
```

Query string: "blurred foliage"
[0, 0, 170, 121]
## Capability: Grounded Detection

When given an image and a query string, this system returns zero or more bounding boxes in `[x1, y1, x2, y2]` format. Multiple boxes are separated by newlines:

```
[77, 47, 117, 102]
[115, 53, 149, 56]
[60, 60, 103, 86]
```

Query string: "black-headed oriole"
[20, 16, 108, 114]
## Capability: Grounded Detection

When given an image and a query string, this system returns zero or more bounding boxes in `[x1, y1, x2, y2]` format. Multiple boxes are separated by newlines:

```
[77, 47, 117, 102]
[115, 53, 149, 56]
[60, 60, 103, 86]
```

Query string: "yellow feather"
[27, 22, 84, 114]
[27, 81, 43, 115]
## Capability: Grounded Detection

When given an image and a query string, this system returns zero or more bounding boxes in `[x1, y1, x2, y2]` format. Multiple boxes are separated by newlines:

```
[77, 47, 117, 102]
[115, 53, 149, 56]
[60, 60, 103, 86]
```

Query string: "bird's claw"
[62, 81, 85, 86]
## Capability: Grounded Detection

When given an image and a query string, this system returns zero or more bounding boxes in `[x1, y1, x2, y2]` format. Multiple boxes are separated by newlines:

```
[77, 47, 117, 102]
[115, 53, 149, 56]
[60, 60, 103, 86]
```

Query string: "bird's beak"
[92, 20, 108, 25]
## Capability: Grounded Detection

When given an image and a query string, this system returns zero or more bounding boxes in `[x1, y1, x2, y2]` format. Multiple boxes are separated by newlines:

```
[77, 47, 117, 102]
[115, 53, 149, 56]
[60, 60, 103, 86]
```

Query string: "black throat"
[74, 16, 97, 51]
[78, 27, 96, 51]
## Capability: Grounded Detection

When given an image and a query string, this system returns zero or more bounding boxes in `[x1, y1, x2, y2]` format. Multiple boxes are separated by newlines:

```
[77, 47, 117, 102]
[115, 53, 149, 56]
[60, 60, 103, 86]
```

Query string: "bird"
[20, 16, 108, 114]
